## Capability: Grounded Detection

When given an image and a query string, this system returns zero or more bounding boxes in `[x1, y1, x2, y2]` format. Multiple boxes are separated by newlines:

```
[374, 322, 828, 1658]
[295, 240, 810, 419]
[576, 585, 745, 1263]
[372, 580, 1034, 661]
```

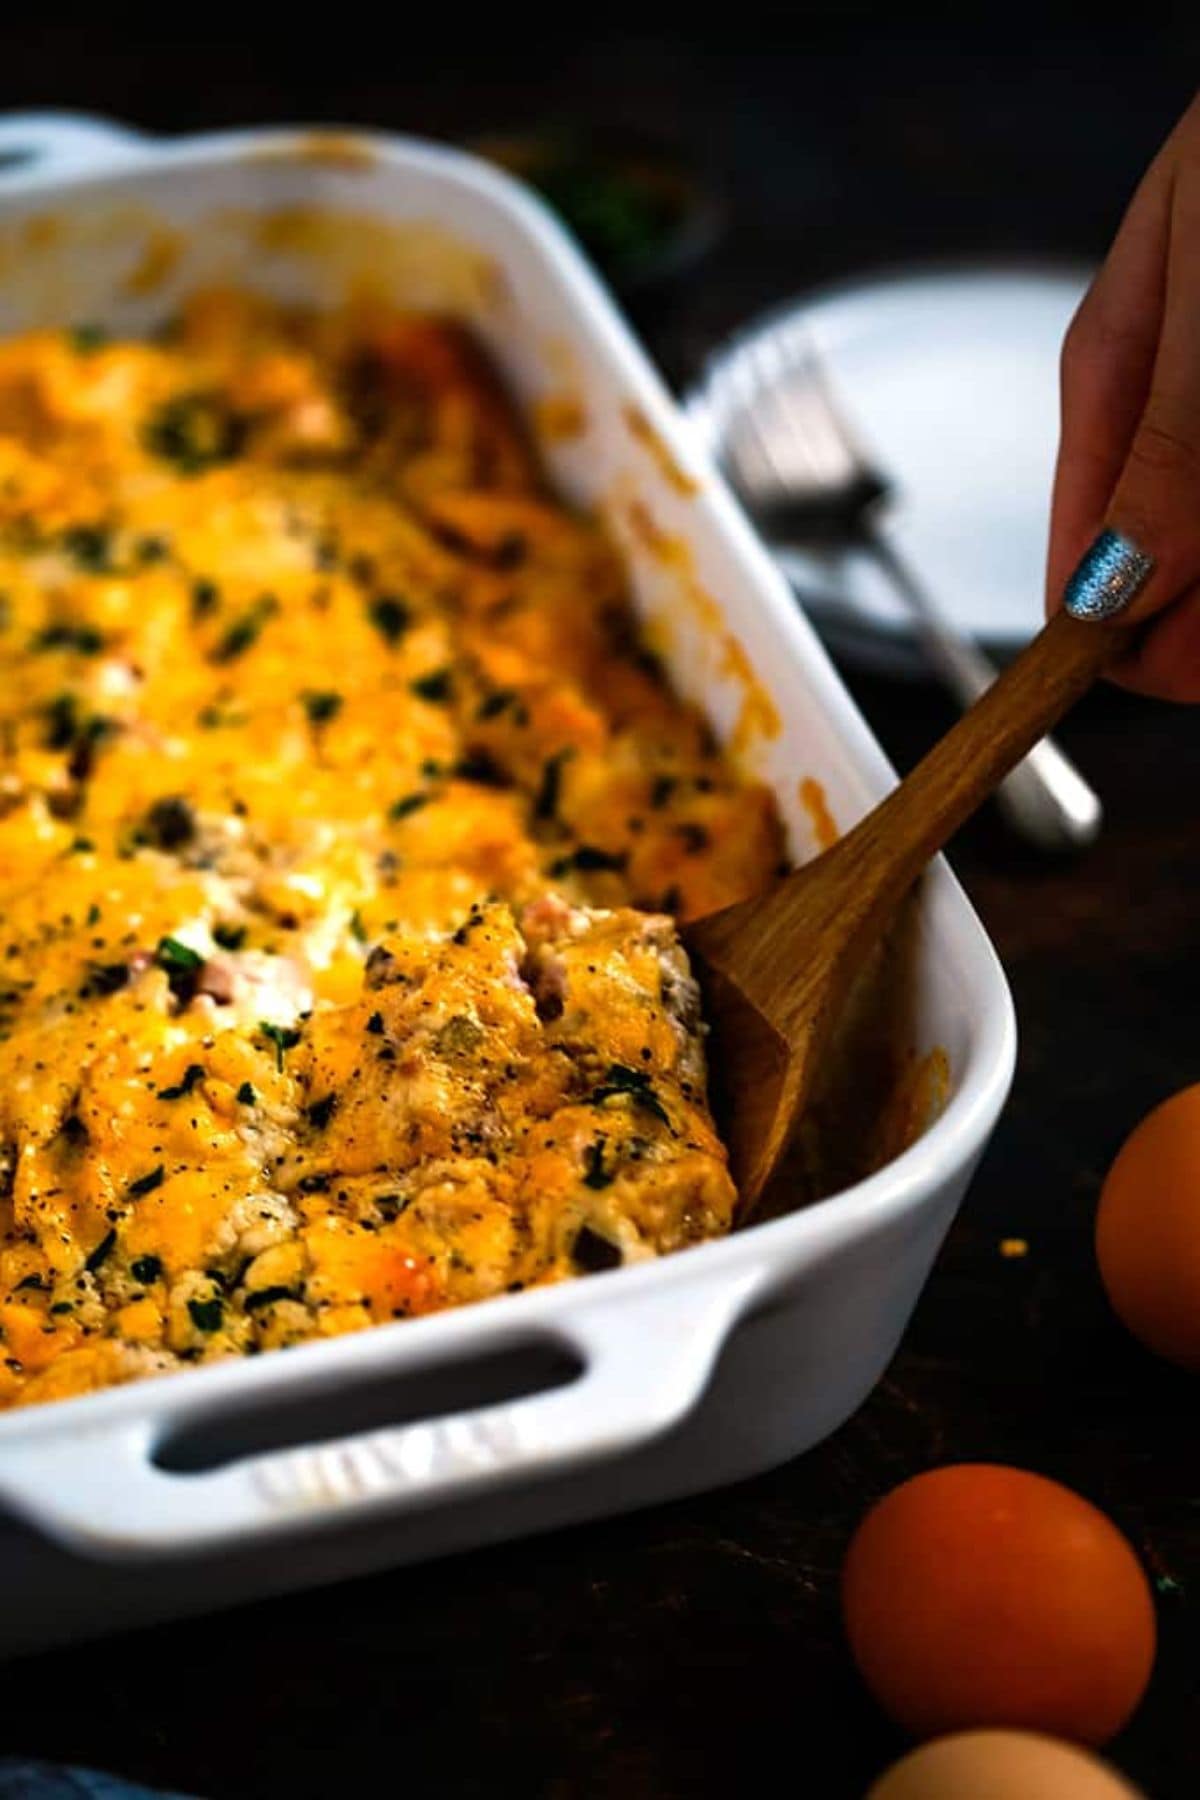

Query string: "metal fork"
[705, 332, 1102, 851]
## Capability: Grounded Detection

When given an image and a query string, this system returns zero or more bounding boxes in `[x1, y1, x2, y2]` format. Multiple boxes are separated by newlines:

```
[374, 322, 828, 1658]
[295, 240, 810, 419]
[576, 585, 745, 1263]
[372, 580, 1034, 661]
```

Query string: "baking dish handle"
[0, 113, 147, 187]
[0, 1268, 762, 1562]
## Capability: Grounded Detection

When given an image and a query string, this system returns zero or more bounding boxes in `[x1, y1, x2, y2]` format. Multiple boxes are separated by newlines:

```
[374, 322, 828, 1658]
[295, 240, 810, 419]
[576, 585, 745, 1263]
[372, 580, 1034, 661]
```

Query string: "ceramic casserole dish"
[0, 113, 1015, 1656]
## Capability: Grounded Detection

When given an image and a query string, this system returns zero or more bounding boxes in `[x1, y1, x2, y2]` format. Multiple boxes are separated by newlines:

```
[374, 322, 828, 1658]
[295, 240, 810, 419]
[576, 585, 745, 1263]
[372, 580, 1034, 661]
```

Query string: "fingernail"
[1063, 528, 1155, 620]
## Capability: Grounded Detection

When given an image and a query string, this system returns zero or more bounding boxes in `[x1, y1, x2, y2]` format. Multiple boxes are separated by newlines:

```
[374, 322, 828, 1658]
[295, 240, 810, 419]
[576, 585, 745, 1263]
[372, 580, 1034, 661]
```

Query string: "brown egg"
[1097, 1083, 1200, 1369]
[866, 1731, 1144, 1800]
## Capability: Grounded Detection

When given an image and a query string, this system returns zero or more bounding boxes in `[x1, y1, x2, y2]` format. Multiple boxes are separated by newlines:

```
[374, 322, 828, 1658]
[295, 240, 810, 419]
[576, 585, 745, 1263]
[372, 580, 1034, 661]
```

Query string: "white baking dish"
[0, 113, 1015, 1656]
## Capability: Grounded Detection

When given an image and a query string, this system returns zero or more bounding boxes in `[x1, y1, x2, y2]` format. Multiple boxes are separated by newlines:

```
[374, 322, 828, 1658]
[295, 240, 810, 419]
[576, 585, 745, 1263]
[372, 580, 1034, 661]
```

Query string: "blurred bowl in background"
[468, 124, 724, 300]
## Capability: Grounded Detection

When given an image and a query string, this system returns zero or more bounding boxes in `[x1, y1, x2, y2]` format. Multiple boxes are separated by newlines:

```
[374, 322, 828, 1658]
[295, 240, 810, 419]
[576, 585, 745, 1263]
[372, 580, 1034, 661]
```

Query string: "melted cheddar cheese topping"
[0, 293, 783, 1410]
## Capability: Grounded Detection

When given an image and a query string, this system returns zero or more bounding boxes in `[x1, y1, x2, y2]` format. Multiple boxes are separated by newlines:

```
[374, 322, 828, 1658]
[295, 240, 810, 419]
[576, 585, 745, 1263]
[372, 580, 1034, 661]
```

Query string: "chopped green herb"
[144, 391, 247, 475]
[69, 323, 108, 354]
[157, 1063, 205, 1101]
[244, 1285, 301, 1312]
[572, 1224, 623, 1273]
[582, 1139, 615, 1190]
[31, 622, 106, 655]
[535, 750, 569, 822]
[366, 1010, 385, 1035]
[127, 1164, 165, 1199]
[156, 936, 202, 972]
[675, 822, 710, 854]
[350, 910, 368, 945]
[145, 795, 196, 851]
[211, 595, 277, 664]
[260, 1021, 301, 1070]
[551, 843, 628, 877]
[367, 594, 411, 643]
[61, 523, 115, 573]
[236, 1080, 256, 1106]
[86, 903, 102, 926]
[302, 689, 343, 725]
[43, 693, 79, 750]
[156, 936, 203, 1005]
[131, 1254, 163, 1284]
[591, 1062, 670, 1126]
[305, 1093, 338, 1130]
[187, 1296, 224, 1332]
[410, 667, 453, 703]
[82, 961, 130, 998]
[84, 1228, 117, 1274]
[477, 687, 518, 720]
[453, 752, 510, 789]
[389, 792, 429, 821]
[213, 923, 246, 951]
[191, 578, 220, 618]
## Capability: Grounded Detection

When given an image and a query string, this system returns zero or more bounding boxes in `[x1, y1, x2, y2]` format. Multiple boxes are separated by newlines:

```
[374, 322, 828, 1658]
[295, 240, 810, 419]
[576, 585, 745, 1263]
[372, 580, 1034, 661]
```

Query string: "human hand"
[1048, 90, 1200, 699]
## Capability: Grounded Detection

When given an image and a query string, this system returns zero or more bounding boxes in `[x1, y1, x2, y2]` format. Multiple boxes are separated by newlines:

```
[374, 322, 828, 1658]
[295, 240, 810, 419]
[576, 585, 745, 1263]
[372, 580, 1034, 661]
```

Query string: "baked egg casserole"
[0, 293, 783, 1409]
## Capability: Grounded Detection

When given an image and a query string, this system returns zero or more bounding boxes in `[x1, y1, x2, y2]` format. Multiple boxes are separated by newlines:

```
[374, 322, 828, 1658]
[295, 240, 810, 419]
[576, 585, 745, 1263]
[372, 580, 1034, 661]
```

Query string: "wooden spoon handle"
[840, 606, 1137, 897]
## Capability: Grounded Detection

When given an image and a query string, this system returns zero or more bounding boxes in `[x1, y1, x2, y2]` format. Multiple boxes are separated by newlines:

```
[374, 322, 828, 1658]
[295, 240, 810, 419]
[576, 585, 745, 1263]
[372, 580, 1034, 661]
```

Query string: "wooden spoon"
[684, 606, 1137, 1221]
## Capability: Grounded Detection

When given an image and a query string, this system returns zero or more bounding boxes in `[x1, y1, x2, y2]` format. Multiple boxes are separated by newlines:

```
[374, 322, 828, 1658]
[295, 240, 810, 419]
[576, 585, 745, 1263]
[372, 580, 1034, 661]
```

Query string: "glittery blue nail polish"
[1063, 528, 1155, 620]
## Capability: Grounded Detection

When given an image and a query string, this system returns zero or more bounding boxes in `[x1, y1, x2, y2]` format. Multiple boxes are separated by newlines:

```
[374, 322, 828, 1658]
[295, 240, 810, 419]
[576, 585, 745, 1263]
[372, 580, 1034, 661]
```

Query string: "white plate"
[689, 265, 1091, 676]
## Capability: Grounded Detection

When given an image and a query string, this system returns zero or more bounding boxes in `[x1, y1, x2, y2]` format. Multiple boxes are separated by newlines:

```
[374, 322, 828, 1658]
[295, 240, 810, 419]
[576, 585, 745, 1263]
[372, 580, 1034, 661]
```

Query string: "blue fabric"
[0, 1763, 196, 1799]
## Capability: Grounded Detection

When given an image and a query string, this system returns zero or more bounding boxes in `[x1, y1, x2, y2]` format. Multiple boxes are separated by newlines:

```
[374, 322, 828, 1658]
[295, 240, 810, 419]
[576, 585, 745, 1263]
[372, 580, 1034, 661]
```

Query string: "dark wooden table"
[4, 11, 1199, 1797]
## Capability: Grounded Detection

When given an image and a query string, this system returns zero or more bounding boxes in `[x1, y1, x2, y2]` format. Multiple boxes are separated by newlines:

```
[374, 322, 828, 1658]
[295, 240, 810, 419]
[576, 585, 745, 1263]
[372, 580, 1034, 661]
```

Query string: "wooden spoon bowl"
[685, 606, 1137, 1221]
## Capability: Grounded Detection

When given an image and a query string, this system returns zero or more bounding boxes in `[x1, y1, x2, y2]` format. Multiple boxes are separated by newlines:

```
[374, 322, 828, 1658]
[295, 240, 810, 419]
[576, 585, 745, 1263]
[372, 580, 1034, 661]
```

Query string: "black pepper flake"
[127, 1164, 165, 1198]
[84, 1228, 117, 1274]
[650, 774, 677, 809]
[366, 1010, 385, 1035]
[131, 1254, 163, 1285]
[236, 1081, 256, 1106]
[297, 1173, 331, 1194]
[213, 923, 247, 951]
[676, 822, 711, 854]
